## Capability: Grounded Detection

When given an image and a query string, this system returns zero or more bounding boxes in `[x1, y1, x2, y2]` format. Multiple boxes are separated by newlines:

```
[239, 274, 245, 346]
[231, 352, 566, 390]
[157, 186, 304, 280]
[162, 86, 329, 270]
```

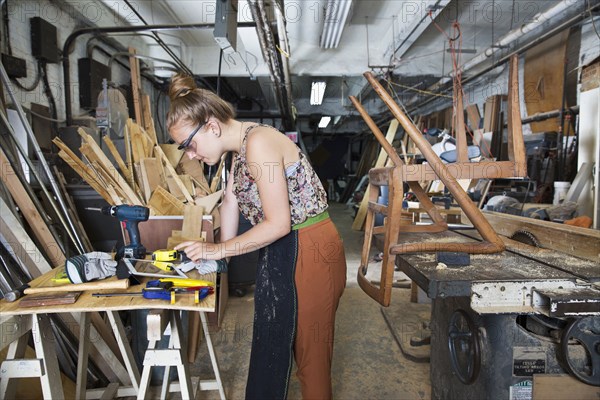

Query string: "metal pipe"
[62, 22, 255, 125]
[122, 0, 192, 75]
[0, 63, 86, 254]
[108, 52, 180, 74]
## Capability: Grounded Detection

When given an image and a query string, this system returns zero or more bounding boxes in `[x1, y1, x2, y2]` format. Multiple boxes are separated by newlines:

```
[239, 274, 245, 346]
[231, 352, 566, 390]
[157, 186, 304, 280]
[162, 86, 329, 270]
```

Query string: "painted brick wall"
[4, 0, 151, 122]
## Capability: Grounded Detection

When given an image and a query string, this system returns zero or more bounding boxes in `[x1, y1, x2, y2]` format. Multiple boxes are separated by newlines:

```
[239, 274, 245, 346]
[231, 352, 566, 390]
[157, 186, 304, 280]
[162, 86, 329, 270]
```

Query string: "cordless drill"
[91, 205, 150, 259]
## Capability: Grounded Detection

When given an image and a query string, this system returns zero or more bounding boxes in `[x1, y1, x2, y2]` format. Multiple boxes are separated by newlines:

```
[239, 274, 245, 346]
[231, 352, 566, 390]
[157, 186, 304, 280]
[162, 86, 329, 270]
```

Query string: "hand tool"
[127, 249, 191, 278]
[92, 286, 213, 304]
[152, 278, 215, 288]
[5, 283, 30, 302]
[86, 205, 150, 259]
[23, 278, 129, 295]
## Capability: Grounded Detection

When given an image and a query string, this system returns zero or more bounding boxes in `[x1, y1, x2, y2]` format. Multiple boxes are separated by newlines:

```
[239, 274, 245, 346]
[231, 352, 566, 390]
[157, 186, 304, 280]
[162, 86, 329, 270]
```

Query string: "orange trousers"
[294, 218, 347, 399]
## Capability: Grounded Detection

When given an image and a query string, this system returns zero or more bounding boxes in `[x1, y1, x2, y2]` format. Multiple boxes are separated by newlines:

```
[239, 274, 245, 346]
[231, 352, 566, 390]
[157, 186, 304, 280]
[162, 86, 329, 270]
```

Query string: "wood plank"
[77, 129, 142, 204]
[454, 81, 468, 163]
[182, 205, 205, 239]
[179, 156, 209, 195]
[465, 104, 481, 130]
[209, 154, 226, 193]
[483, 95, 501, 134]
[160, 144, 184, 168]
[0, 147, 65, 267]
[524, 31, 570, 133]
[507, 55, 527, 177]
[123, 121, 135, 188]
[154, 145, 194, 203]
[482, 211, 600, 262]
[352, 119, 399, 231]
[0, 196, 52, 279]
[56, 151, 114, 203]
[148, 186, 186, 215]
[194, 189, 223, 214]
[0, 200, 126, 384]
[532, 374, 600, 400]
[102, 136, 130, 178]
[128, 47, 144, 127]
[141, 94, 158, 144]
[140, 158, 165, 203]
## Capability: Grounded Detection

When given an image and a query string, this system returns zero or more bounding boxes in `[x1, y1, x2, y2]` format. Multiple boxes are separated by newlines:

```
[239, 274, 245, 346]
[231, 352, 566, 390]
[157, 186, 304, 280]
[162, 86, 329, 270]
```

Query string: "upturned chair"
[350, 55, 527, 306]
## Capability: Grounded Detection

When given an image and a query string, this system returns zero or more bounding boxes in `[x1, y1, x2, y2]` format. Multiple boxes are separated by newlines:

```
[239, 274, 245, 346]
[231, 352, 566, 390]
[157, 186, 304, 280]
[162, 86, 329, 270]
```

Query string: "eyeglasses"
[177, 123, 205, 151]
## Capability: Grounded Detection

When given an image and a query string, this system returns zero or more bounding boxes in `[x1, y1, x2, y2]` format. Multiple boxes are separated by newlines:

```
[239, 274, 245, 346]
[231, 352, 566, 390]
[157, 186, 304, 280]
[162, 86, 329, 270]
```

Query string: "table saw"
[392, 229, 599, 399]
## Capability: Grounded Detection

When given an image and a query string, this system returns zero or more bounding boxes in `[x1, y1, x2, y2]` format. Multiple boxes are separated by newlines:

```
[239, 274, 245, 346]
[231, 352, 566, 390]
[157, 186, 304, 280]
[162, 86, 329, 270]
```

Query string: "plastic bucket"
[553, 181, 571, 205]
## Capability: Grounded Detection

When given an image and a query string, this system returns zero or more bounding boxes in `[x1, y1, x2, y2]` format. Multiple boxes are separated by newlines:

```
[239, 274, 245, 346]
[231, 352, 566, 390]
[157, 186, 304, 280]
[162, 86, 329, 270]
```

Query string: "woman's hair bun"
[168, 73, 197, 101]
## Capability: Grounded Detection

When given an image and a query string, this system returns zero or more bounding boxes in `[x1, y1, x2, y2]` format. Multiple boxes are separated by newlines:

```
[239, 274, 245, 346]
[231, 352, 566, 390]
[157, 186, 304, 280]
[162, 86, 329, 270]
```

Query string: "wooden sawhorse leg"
[136, 310, 226, 400]
[77, 311, 141, 399]
[0, 314, 65, 399]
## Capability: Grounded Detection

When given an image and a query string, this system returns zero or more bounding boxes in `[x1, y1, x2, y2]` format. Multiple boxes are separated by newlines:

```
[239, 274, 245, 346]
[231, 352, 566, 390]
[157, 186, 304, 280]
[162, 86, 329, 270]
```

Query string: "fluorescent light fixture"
[310, 81, 326, 105]
[320, 0, 354, 49]
[318, 116, 331, 128]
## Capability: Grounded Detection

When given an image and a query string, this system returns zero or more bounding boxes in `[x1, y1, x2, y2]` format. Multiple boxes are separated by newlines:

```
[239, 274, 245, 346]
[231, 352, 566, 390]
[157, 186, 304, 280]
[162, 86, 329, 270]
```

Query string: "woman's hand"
[174, 241, 221, 262]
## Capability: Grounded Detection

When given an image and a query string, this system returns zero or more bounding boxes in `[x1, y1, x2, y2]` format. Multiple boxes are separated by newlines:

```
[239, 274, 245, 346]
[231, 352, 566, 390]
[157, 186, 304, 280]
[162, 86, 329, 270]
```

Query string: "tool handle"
[142, 289, 172, 301]
[24, 279, 130, 294]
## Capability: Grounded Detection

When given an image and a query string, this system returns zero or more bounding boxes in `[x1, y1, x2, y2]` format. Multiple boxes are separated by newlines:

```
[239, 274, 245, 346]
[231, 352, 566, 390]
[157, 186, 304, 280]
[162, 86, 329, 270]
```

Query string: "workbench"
[0, 267, 226, 399]
[390, 229, 600, 399]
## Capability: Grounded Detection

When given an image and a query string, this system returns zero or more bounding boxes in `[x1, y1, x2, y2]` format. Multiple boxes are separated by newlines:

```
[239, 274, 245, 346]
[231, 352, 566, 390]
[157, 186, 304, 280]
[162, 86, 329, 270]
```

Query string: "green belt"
[292, 211, 330, 231]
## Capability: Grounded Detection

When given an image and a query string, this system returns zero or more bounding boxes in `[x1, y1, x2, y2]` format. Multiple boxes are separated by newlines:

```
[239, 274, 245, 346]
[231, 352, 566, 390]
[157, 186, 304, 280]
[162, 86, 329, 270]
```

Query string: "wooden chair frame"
[351, 55, 527, 306]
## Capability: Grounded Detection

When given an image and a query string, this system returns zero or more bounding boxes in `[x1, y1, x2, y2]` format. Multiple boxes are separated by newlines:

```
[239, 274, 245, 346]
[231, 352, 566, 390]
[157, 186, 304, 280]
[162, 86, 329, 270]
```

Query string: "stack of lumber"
[52, 120, 216, 216]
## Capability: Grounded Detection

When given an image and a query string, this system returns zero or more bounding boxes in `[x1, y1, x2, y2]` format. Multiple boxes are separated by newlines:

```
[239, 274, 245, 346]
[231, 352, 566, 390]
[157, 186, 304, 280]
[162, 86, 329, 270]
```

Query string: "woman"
[168, 74, 347, 400]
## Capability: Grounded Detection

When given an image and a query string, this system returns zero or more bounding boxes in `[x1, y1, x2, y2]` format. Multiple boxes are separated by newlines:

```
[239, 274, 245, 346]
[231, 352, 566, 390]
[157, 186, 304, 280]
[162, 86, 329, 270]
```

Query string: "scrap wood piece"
[140, 158, 166, 203]
[182, 205, 205, 238]
[102, 135, 130, 178]
[128, 47, 144, 127]
[160, 144, 184, 168]
[0, 147, 66, 267]
[122, 122, 135, 187]
[352, 119, 398, 231]
[141, 93, 158, 144]
[56, 151, 113, 203]
[465, 104, 481, 130]
[180, 175, 194, 198]
[194, 189, 223, 214]
[178, 156, 209, 194]
[79, 144, 140, 205]
[0, 197, 126, 383]
[77, 128, 142, 204]
[209, 154, 226, 193]
[154, 145, 194, 203]
[148, 186, 185, 215]
[483, 211, 600, 262]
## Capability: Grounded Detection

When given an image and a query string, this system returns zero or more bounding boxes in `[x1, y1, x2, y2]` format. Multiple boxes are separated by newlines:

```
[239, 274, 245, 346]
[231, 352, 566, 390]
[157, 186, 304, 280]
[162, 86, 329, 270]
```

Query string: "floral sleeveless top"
[232, 124, 328, 226]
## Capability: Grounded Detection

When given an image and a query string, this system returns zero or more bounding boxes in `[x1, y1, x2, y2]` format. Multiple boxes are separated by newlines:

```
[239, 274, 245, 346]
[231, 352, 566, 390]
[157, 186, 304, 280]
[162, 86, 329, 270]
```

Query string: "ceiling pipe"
[408, 0, 597, 112]
[122, 0, 192, 76]
[62, 22, 255, 125]
[248, 0, 294, 130]
[274, 2, 294, 124]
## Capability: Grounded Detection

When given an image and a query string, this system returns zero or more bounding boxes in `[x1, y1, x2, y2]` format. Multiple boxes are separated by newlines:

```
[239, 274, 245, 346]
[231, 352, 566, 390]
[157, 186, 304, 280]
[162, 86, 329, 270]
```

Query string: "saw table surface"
[393, 230, 600, 299]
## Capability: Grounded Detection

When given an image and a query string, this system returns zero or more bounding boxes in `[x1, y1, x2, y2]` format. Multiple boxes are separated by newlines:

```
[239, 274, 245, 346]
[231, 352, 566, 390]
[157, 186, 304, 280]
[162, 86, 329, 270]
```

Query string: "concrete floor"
[191, 202, 432, 399]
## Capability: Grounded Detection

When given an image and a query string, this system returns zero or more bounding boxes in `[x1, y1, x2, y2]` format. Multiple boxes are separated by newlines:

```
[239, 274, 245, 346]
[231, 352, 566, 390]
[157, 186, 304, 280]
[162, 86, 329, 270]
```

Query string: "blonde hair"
[166, 73, 235, 130]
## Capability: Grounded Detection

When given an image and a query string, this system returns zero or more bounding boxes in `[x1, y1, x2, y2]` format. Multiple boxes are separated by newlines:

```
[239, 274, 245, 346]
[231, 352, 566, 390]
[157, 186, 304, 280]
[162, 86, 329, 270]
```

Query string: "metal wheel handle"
[560, 316, 600, 386]
[448, 309, 481, 385]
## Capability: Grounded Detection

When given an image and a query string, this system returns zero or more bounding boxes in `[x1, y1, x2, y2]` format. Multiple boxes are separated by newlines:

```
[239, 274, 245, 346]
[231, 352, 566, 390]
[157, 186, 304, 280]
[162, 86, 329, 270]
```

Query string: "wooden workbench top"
[0, 265, 217, 315]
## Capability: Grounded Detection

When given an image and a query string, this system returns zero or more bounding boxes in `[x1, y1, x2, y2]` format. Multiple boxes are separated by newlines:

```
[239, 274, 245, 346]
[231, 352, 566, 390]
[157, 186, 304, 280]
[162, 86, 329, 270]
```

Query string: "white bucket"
[553, 181, 571, 205]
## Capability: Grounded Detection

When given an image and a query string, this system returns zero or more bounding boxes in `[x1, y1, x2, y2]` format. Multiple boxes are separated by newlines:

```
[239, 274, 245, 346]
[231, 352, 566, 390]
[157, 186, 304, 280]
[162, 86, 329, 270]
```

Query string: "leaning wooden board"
[0, 266, 216, 315]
